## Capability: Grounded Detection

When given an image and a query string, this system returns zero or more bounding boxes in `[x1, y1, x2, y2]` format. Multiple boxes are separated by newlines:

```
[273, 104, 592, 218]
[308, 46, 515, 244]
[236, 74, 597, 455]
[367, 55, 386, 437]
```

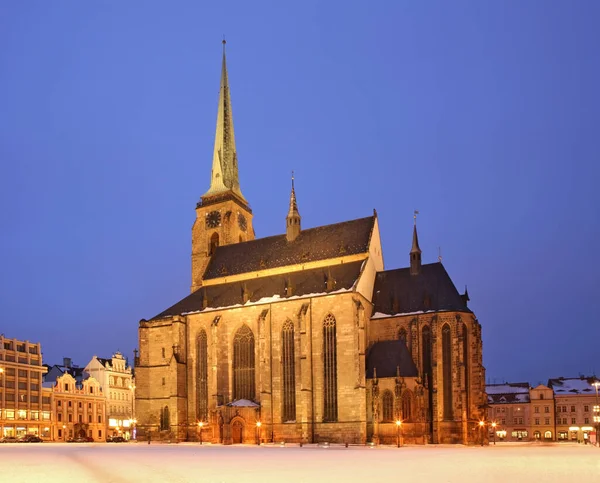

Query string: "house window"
[518, 417, 523, 424]
[323, 314, 338, 422]
[68, 401, 72, 407]
[535, 418, 540, 425]
[545, 418, 549, 425]
[162, 378, 165, 386]
[572, 418, 576, 424]
[58, 401, 62, 408]
[584, 405, 589, 412]
[197, 329, 209, 421]
[540, 394, 544, 400]
[381, 390, 394, 422]
[233, 324, 255, 401]
[585, 418, 589, 424]
[544, 431, 552, 439]
[281, 320, 296, 423]
[442, 324, 453, 420]
[58, 413, 62, 422]
[534, 407, 539, 413]
[68, 414, 72, 423]
[544, 406, 549, 413]
[571, 406, 575, 412]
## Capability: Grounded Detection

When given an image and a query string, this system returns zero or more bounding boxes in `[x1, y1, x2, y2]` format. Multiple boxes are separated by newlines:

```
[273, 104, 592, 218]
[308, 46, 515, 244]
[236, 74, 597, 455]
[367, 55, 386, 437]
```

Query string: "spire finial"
[414, 209, 419, 226]
[438, 247, 442, 263]
[291, 170, 295, 190]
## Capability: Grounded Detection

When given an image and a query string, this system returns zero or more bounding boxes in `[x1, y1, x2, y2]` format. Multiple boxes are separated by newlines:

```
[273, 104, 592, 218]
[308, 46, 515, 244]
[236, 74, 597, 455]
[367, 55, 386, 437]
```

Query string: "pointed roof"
[287, 173, 300, 219]
[410, 224, 421, 254]
[202, 41, 246, 202]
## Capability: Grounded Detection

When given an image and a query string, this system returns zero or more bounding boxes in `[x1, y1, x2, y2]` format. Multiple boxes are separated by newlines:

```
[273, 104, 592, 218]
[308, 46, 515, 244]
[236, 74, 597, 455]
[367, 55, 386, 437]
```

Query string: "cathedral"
[136, 42, 486, 445]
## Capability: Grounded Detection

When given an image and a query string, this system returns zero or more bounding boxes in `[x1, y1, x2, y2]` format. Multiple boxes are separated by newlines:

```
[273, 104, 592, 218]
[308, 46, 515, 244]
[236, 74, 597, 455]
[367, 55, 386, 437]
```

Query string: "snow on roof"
[549, 377, 599, 395]
[485, 383, 530, 395]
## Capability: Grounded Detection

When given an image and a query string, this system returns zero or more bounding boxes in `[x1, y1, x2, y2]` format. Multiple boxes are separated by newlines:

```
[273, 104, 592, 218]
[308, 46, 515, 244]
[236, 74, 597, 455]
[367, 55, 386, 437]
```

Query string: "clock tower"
[191, 41, 255, 292]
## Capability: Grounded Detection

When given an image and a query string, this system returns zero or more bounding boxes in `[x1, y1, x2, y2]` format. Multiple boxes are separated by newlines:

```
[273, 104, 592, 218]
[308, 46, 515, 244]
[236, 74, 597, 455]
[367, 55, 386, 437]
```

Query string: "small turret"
[410, 210, 422, 276]
[286, 172, 301, 242]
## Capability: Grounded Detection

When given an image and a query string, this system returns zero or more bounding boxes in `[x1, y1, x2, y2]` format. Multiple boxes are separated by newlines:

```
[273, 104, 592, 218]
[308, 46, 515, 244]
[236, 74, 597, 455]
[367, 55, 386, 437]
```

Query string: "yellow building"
[529, 384, 555, 441]
[549, 376, 599, 443]
[0, 335, 51, 439]
[136, 43, 486, 445]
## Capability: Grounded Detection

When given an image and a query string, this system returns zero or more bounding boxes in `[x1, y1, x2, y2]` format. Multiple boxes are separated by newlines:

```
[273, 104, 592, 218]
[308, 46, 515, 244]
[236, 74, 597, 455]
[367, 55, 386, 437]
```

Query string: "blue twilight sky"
[1, 1, 599, 385]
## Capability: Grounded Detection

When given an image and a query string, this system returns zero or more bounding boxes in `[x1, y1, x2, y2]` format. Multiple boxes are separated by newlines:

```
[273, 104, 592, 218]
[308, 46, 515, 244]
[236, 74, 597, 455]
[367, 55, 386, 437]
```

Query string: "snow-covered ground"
[0, 442, 598, 483]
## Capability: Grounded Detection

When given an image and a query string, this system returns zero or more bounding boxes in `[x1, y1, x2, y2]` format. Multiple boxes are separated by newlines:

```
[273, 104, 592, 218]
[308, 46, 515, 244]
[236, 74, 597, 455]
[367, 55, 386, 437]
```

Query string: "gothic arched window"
[442, 324, 453, 420]
[402, 390, 412, 421]
[197, 329, 208, 421]
[323, 314, 338, 422]
[281, 320, 296, 422]
[160, 406, 170, 430]
[233, 324, 255, 401]
[382, 390, 394, 422]
[209, 233, 219, 255]
[398, 327, 407, 344]
[462, 323, 469, 419]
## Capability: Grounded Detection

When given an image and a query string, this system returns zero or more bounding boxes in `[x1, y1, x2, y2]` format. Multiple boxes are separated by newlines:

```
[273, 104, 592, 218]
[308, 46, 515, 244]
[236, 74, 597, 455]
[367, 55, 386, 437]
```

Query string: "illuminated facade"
[0, 335, 51, 439]
[486, 382, 531, 441]
[45, 372, 106, 441]
[85, 353, 135, 439]
[136, 44, 486, 445]
[549, 377, 599, 443]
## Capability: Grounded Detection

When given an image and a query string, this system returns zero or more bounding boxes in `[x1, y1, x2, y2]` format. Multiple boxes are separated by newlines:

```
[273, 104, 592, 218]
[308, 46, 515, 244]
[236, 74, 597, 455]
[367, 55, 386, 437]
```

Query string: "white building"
[85, 352, 135, 439]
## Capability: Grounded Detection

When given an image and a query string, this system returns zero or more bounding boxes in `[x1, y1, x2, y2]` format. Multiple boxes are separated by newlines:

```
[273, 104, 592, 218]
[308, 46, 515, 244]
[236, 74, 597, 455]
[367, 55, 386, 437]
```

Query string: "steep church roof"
[372, 262, 470, 316]
[366, 340, 418, 379]
[150, 259, 365, 320]
[203, 215, 375, 280]
[202, 40, 245, 202]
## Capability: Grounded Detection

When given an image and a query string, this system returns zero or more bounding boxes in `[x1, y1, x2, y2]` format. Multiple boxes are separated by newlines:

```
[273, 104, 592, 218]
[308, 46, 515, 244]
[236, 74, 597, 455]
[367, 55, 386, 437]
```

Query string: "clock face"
[206, 211, 221, 229]
[238, 213, 247, 232]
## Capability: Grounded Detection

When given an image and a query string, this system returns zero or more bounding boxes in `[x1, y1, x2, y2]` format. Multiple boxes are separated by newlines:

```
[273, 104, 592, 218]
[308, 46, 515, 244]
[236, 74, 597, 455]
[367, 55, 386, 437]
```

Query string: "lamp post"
[395, 420, 402, 448]
[593, 381, 600, 447]
[198, 421, 204, 445]
[256, 421, 262, 445]
[491, 422, 497, 445]
[62, 424, 67, 442]
[479, 420, 485, 446]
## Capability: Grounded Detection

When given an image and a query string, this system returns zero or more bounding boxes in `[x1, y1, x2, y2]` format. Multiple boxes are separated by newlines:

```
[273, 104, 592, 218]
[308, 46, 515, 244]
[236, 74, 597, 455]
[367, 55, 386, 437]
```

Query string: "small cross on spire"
[413, 210, 419, 226]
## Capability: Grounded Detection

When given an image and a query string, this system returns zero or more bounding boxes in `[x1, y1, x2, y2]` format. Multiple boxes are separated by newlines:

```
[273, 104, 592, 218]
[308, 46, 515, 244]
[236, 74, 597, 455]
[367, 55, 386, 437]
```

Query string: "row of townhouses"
[0, 335, 135, 441]
[486, 378, 600, 443]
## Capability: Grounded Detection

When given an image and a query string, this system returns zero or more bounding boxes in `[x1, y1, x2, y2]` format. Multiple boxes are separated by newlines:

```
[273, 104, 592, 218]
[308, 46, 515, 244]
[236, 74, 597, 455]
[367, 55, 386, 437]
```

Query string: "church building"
[136, 42, 486, 445]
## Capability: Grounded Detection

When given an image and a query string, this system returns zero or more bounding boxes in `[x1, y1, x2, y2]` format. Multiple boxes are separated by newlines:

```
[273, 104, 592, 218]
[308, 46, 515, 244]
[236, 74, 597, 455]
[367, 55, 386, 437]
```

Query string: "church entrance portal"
[232, 421, 244, 444]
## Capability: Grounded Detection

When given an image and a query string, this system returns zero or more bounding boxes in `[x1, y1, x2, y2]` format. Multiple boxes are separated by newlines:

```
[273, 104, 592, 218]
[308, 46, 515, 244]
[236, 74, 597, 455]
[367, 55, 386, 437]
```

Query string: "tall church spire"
[202, 40, 246, 202]
[286, 171, 301, 242]
[410, 210, 422, 275]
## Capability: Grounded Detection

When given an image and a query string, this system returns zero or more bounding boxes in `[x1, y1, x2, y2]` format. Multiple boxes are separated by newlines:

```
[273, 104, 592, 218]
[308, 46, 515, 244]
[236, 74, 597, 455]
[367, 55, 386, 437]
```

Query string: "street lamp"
[479, 420, 485, 446]
[198, 421, 204, 445]
[256, 421, 262, 445]
[62, 424, 67, 441]
[491, 422, 497, 445]
[395, 420, 403, 448]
